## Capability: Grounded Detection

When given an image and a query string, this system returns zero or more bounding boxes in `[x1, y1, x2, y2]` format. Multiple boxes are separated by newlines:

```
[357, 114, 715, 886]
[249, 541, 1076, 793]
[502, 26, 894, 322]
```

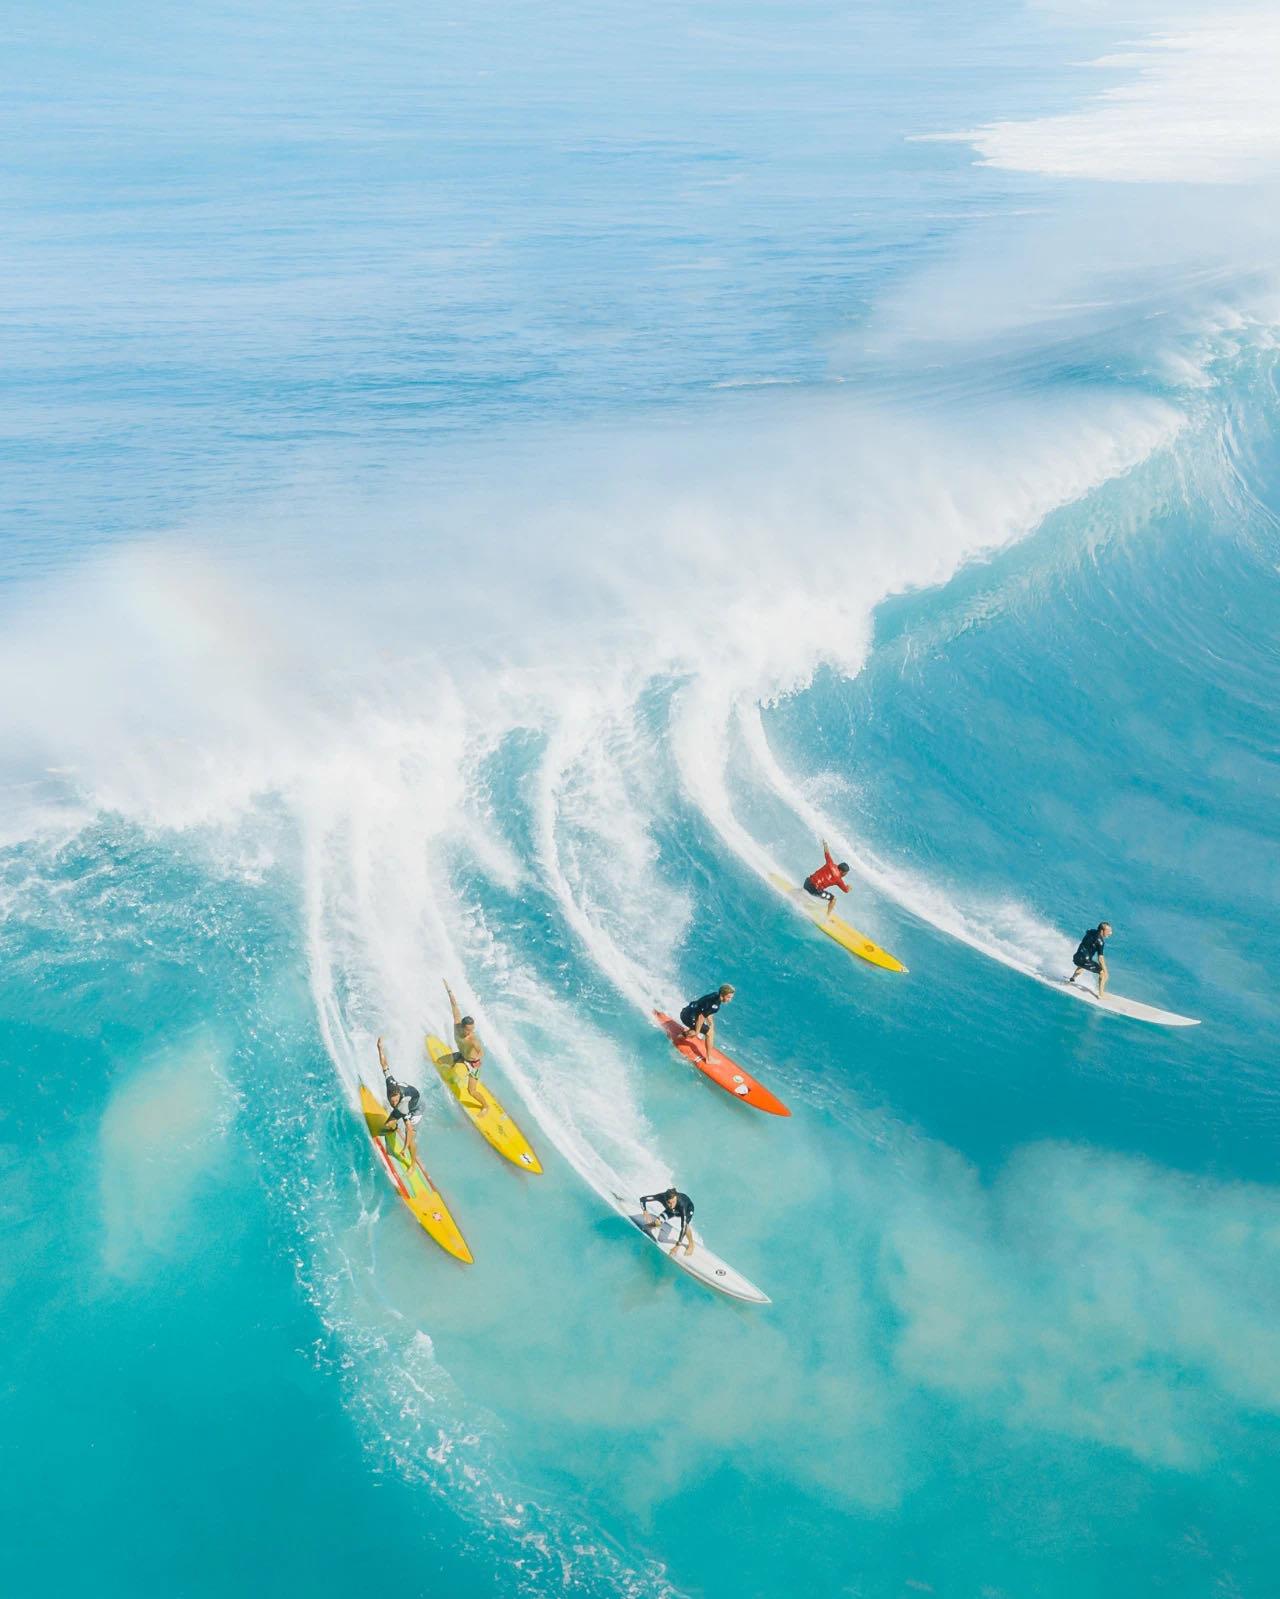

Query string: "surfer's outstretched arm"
[444, 979, 463, 1025]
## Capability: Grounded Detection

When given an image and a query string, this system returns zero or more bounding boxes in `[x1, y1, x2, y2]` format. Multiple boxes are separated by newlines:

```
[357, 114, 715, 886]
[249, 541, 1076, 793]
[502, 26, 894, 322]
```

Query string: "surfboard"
[1049, 974, 1200, 1027]
[425, 1034, 544, 1172]
[653, 1011, 790, 1116]
[768, 872, 907, 973]
[612, 1193, 770, 1304]
[358, 1085, 473, 1263]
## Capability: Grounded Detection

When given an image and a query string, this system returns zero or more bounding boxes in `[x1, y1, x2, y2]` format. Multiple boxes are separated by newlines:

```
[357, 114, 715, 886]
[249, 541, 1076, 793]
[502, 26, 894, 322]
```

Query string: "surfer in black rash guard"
[377, 1037, 422, 1162]
[1068, 922, 1113, 996]
[678, 984, 735, 1057]
[639, 1187, 696, 1257]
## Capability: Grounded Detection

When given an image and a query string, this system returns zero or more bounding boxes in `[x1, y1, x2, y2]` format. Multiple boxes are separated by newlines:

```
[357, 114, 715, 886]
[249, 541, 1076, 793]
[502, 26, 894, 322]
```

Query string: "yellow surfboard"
[768, 872, 908, 973]
[359, 1085, 474, 1263]
[425, 1035, 543, 1175]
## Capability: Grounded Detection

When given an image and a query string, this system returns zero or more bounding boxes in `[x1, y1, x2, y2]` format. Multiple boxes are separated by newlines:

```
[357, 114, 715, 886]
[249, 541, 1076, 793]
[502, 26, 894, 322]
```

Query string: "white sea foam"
[529, 702, 676, 1013]
[924, 11, 1280, 185]
[9, 2, 1280, 1581]
[736, 702, 1073, 977]
[0, 385, 1185, 1206]
[0, 300, 1219, 1565]
[307, 1070, 1280, 1506]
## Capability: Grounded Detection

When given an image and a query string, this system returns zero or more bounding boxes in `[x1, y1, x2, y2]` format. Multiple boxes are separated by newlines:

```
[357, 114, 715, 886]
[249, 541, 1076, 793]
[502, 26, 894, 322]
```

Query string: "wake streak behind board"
[1047, 973, 1199, 1027]
[359, 1085, 473, 1263]
[767, 873, 907, 973]
[653, 1011, 790, 1117]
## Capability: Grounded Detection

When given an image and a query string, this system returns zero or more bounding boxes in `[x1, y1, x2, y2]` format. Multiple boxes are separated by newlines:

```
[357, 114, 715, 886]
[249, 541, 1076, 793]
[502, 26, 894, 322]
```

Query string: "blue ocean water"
[4, 4, 1280, 1596]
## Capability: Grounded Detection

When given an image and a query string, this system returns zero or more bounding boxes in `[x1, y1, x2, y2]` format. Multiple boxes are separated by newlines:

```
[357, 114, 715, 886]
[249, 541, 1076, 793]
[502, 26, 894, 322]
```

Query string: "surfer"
[1068, 922, 1113, 996]
[802, 840, 851, 919]
[678, 984, 735, 1058]
[377, 1037, 423, 1162]
[443, 980, 486, 1113]
[639, 1186, 696, 1258]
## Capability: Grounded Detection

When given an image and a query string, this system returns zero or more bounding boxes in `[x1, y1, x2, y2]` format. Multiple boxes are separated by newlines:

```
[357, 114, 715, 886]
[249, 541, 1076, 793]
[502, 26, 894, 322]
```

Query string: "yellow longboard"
[768, 872, 908, 973]
[359, 1085, 473, 1263]
[425, 1035, 543, 1175]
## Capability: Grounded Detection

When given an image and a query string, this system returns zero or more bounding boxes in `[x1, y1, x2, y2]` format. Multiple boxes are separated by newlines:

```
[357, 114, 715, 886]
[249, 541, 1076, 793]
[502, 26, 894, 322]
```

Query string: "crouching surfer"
[1069, 921, 1113, 997]
[803, 840, 851, 919]
[678, 984, 735, 1058]
[376, 1037, 423, 1164]
[640, 1186, 696, 1258]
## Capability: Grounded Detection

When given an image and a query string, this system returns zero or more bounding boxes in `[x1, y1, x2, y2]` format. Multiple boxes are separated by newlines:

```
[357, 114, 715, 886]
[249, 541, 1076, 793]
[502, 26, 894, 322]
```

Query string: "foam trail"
[303, 814, 364, 1097]
[664, 668, 1070, 977]
[668, 668, 1071, 988]
[471, 977, 666, 1196]
[531, 712, 664, 1012]
[668, 677, 788, 882]
[737, 703, 1071, 976]
[429, 805, 666, 1191]
[297, 727, 672, 1203]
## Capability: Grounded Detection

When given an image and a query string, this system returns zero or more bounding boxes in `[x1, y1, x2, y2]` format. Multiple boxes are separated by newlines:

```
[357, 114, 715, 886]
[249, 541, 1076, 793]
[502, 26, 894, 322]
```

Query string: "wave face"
[4, 4, 1280, 1596]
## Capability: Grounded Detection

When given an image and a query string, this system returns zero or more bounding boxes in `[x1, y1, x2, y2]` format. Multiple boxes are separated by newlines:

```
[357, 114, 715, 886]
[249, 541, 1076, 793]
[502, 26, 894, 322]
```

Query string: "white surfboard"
[1048, 972, 1199, 1027]
[612, 1195, 770, 1304]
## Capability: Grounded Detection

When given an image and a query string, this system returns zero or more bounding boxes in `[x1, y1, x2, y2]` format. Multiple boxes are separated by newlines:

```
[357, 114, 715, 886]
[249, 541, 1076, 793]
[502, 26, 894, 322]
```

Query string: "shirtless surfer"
[444, 980, 486, 1112]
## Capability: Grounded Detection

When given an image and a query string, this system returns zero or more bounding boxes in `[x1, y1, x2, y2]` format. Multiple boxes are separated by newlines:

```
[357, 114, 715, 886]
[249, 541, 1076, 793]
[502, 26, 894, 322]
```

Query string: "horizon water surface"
[3, 4, 1280, 1597]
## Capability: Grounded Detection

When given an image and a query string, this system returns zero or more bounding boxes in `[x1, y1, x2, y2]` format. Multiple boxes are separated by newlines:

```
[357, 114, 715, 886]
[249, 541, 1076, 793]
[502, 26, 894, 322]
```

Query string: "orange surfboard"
[653, 1011, 790, 1117]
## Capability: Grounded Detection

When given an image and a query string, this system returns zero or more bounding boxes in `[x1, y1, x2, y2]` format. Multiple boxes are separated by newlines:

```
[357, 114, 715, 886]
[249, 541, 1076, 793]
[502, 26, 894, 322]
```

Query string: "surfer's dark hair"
[461, 1014, 475, 1026]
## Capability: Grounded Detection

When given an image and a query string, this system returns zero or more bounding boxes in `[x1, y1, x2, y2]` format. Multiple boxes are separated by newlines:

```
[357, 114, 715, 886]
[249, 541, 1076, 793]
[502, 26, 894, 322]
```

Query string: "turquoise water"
[4, 4, 1280, 1596]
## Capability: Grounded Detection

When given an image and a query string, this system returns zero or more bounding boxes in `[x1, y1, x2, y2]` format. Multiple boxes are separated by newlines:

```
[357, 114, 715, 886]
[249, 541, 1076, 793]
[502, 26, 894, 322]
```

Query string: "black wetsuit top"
[640, 1191, 694, 1240]
[680, 992, 724, 1028]
[1073, 927, 1106, 971]
[384, 1077, 421, 1123]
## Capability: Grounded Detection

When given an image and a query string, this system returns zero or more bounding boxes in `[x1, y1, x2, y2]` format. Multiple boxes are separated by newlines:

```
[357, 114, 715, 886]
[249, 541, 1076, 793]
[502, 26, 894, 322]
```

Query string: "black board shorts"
[803, 875, 833, 901]
[1073, 953, 1102, 974]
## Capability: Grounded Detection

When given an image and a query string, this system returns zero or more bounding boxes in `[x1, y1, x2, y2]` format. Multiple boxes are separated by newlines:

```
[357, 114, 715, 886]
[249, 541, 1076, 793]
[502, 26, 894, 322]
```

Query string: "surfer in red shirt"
[802, 840, 851, 919]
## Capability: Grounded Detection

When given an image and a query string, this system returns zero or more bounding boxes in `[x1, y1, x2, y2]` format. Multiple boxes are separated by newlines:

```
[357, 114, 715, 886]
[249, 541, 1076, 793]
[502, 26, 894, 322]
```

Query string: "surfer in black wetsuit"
[1068, 922, 1113, 996]
[639, 1187, 696, 1257]
[377, 1037, 422, 1162]
[678, 984, 735, 1057]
